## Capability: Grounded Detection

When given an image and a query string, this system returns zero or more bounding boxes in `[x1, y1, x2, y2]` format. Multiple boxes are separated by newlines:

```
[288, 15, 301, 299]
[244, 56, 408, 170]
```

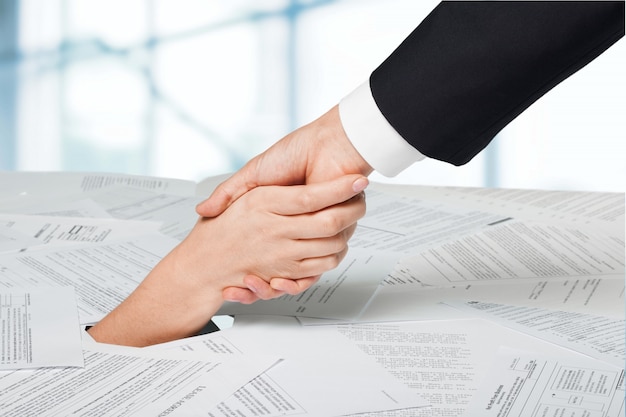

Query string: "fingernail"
[352, 177, 369, 193]
[248, 283, 258, 294]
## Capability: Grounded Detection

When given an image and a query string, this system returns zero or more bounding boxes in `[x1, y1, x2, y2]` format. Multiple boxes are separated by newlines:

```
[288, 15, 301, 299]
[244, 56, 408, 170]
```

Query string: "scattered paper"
[350, 189, 507, 254]
[463, 347, 625, 417]
[0, 287, 83, 370]
[333, 275, 624, 325]
[217, 248, 398, 320]
[329, 318, 583, 417]
[0, 234, 178, 323]
[448, 301, 625, 367]
[0, 345, 278, 417]
[150, 315, 429, 416]
[0, 213, 161, 253]
[389, 220, 624, 287]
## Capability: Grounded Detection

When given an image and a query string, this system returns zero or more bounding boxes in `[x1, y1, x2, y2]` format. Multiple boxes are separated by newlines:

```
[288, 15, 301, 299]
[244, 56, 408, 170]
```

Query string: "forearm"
[368, 1, 624, 166]
[88, 246, 224, 347]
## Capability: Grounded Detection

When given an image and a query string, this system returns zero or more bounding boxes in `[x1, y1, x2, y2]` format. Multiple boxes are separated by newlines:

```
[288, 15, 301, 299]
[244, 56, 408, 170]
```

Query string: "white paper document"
[329, 318, 581, 417]
[217, 248, 398, 320]
[0, 171, 196, 199]
[0, 213, 161, 253]
[0, 234, 177, 323]
[99, 189, 202, 240]
[0, 287, 83, 370]
[0, 225, 39, 253]
[0, 172, 197, 214]
[376, 183, 625, 227]
[150, 315, 429, 416]
[390, 220, 624, 287]
[448, 301, 625, 367]
[17, 198, 112, 218]
[0, 346, 278, 417]
[334, 275, 625, 325]
[350, 189, 507, 254]
[463, 348, 625, 417]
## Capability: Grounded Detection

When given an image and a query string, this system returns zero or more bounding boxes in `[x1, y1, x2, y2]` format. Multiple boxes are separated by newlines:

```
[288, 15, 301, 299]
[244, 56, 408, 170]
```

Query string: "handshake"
[88, 106, 373, 347]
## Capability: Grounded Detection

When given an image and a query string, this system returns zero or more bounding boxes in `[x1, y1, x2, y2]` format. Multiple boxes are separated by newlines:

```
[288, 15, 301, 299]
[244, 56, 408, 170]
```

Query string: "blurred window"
[1, 0, 624, 191]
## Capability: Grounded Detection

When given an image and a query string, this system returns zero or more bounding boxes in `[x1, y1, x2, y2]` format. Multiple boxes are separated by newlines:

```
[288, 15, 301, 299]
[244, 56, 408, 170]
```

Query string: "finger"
[270, 275, 321, 295]
[243, 275, 286, 300]
[196, 161, 260, 218]
[268, 175, 368, 216]
[281, 226, 356, 265]
[283, 246, 350, 279]
[222, 287, 260, 304]
[282, 192, 365, 240]
[344, 222, 358, 241]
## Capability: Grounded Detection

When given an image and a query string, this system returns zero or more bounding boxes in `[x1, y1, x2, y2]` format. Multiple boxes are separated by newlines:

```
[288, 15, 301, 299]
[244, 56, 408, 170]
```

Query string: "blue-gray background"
[1, 0, 624, 192]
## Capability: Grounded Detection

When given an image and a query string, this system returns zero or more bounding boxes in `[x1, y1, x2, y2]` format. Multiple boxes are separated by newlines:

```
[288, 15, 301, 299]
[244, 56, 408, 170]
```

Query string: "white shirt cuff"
[338, 81, 426, 177]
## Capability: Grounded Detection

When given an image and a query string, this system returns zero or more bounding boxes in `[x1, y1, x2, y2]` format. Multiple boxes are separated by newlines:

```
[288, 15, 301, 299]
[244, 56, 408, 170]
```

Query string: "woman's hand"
[88, 174, 367, 346]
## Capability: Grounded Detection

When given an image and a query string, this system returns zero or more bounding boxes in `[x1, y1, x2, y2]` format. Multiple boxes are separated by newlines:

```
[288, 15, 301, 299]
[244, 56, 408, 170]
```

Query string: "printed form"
[0, 287, 83, 370]
[12, 185, 202, 240]
[463, 348, 624, 417]
[0, 225, 39, 253]
[0, 346, 278, 417]
[373, 183, 624, 227]
[390, 219, 624, 287]
[149, 315, 429, 416]
[0, 172, 197, 214]
[328, 318, 584, 417]
[448, 301, 625, 368]
[350, 189, 507, 254]
[345, 275, 625, 325]
[0, 234, 177, 323]
[0, 213, 160, 253]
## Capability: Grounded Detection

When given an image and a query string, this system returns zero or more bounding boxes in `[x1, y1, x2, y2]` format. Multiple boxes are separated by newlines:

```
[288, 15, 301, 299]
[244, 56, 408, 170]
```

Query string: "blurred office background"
[1, 0, 624, 192]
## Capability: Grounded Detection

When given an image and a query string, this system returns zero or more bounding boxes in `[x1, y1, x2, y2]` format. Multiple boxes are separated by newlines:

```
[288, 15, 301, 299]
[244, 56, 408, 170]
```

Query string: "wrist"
[309, 105, 373, 180]
[89, 247, 225, 346]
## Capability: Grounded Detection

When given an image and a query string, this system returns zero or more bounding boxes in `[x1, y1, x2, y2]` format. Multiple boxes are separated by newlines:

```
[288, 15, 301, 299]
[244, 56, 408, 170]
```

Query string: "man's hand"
[196, 105, 373, 304]
[196, 105, 372, 217]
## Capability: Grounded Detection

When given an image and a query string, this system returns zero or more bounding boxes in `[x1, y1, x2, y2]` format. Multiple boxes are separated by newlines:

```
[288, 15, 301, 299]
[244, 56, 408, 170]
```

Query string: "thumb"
[196, 169, 256, 217]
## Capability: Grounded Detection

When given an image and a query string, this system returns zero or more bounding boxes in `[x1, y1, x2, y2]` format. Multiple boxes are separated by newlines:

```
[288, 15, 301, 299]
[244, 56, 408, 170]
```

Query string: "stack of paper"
[0, 171, 622, 416]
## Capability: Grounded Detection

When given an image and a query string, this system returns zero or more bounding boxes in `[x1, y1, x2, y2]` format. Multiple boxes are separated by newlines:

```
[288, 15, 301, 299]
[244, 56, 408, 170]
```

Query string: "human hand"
[183, 174, 368, 288]
[196, 105, 372, 217]
[196, 105, 373, 303]
[88, 174, 367, 346]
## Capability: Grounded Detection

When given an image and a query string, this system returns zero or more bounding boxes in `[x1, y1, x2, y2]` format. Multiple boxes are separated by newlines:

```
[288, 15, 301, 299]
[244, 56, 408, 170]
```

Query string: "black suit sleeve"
[370, 1, 625, 166]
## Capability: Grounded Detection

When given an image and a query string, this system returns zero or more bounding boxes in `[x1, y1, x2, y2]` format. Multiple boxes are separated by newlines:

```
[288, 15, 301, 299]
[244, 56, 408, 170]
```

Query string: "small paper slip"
[1, 287, 84, 370]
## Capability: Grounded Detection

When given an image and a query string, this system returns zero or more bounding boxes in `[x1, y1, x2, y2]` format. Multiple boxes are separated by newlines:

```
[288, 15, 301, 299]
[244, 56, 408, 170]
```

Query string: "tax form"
[149, 315, 429, 416]
[372, 183, 625, 228]
[13, 185, 203, 241]
[463, 347, 625, 417]
[0, 345, 278, 417]
[390, 219, 624, 287]
[349, 189, 507, 254]
[0, 287, 83, 370]
[344, 275, 625, 325]
[0, 171, 196, 199]
[0, 171, 197, 214]
[0, 225, 39, 253]
[0, 213, 160, 253]
[0, 233, 177, 323]
[329, 318, 583, 417]
[448, 301, 625, 367]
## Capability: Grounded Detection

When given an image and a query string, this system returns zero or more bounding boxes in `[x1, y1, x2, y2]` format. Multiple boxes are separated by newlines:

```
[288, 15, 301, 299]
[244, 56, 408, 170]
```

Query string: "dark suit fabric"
[370, 1, 625, 166]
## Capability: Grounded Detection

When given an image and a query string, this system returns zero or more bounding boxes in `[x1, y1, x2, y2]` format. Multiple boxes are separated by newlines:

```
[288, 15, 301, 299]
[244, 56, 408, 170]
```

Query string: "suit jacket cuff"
[338, 81, 426, 177]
